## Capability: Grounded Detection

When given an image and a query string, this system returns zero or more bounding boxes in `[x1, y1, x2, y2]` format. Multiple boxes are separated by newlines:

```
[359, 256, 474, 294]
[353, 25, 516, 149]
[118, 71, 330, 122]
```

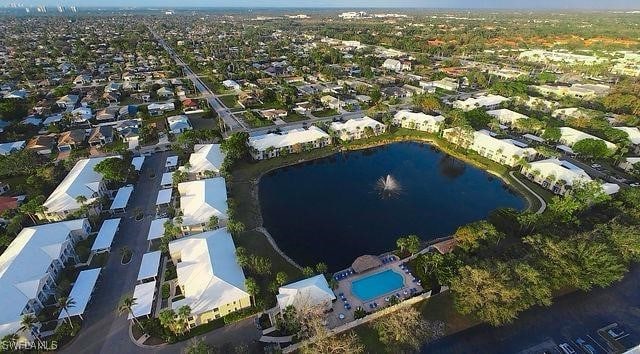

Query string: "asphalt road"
[60, 151, 169, 354]
[422, 265, 640, 354]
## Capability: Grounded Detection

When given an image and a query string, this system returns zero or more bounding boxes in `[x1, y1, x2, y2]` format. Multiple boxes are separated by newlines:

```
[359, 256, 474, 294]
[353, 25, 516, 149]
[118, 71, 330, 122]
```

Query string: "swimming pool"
[351, 269, 405, 302]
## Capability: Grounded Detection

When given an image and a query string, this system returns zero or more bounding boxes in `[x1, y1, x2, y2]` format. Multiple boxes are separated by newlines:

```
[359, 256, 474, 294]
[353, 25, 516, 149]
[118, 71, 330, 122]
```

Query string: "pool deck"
[327, 258, 424, 328]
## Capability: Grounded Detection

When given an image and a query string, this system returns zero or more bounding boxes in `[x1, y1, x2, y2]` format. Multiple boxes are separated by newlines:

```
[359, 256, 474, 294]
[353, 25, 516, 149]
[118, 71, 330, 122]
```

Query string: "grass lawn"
[282, 111, 308, 123]
[190, 116, 219, 130]
[243, 112, 274, 128]
[219, 94, 239, 108]
[248, 101, 287, 110]
[311, 109, 338, 118]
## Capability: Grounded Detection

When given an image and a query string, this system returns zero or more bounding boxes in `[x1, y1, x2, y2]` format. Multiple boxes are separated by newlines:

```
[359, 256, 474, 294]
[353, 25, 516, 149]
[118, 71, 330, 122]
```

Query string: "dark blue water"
[259, 142, 525, 271]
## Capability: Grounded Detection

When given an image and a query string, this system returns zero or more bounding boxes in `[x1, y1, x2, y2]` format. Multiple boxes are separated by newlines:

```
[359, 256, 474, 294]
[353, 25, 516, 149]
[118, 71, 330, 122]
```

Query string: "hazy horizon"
[4, 0, 639, 10]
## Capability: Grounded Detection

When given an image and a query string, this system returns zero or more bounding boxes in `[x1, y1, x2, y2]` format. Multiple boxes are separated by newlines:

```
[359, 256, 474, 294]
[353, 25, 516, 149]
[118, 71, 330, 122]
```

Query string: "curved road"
[509, 171, 547, 214]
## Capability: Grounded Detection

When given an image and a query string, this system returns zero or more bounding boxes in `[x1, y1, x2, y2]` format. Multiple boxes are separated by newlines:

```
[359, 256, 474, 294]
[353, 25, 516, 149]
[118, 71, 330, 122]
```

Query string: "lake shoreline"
[236, 131, 537, 269]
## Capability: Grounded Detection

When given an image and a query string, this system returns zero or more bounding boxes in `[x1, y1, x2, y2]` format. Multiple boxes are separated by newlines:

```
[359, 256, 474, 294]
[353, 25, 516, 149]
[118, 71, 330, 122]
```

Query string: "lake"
[259, 142, 526, 271]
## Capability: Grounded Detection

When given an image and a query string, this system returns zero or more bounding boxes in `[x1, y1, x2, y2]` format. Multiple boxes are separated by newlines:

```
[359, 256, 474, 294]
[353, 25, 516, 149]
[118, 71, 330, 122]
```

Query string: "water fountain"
[376, 174, 402, 198]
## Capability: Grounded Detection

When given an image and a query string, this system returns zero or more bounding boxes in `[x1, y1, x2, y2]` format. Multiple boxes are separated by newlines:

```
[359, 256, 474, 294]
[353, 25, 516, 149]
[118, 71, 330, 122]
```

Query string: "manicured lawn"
[247, 101, 287, 110]
[282, 111, 308, 123]
[190, 116, 219, 130]
[218, 94, 239, 108]
[311, 109, 338, 118]
[243, 112, 274, 128]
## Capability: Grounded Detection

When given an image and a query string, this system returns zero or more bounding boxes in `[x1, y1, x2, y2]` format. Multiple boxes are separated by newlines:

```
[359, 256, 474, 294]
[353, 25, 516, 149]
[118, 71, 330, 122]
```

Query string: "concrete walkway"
[509, 171, 547, 214]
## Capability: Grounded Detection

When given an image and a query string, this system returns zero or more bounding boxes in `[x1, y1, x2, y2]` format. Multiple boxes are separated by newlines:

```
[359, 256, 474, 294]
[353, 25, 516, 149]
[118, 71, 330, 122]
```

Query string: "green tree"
[373, 306, 444, 350]
[541, 127, 561, 142]
[572, 138, 611, 160]
[94, 157, 133, 182]
[57, 297, 76, 328]
[220, 132, 249, 164]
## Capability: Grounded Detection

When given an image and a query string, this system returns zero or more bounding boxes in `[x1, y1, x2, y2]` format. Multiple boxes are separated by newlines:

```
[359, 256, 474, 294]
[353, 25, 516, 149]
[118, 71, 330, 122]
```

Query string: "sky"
[4, 0, 639, 10]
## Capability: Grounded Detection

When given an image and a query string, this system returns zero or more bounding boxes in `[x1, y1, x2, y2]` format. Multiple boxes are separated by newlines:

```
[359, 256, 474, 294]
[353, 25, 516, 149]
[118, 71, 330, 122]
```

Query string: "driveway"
[421, 265, 640, 354]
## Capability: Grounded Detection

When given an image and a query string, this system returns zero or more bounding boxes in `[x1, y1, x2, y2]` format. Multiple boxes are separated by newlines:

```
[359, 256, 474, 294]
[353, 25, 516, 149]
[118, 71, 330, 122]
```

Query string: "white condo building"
[178, 178, 228, 235]
[0, 219, 91, 338]
[444, 129, 536, 167]
[522, 158, 592, 195]
[168, 228, 251, 326]
[487, 109, 529, 126]
[392, 110, 445, 133]
[42, 156, 119, 221]
[182, 144, 225, 179]
[559, 127, 617, 151]
[452, 94, 509, 111]
[329, 117, 386, 141]
[248, 126, 331, 160]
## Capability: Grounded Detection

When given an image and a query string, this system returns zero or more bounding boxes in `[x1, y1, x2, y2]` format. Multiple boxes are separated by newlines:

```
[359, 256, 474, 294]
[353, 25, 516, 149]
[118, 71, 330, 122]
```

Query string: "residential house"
[532, 83, 610, 99]
[248, 126, 331, 160]
[320, 95, 341, 110]
[178, 178, 228, 235]
[167, 115, 192, 134]
[329, 117, 386, 141]
[260, 109, 288, 120]
[26, 135, 56, 155]
[0, 219, 91, 338]
[88, 126, 114, 147]
[168, 228, 250, 326]
[419, 77, 459, 92]
[57, 129, 86, 151]
[156, 87, 174, 98]
[222, 80, 241, 91]
[0, 141, 26, 155]
[56, 95, 79, 110]
[41, 156, 119, 221]
[392, 110, 445, 133]
[382, 58, 411, 72]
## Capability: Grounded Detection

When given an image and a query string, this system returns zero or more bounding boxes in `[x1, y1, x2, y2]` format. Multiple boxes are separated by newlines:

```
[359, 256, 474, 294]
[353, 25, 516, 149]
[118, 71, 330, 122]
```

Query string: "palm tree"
[57, 296, 77, 327]
[177, 305, 192, 334]
[19, 314, 43, 346]
[75, 195, 88, 205]
[118, 296, 145, 332]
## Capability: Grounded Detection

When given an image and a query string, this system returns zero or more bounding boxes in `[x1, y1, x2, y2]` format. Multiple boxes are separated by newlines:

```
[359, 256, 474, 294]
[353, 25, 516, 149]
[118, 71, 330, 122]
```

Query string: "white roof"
[329, 116, 384, 133]
[187, 144, 225, 175]
[559, 127, 617, 150]
[91, 218, 121, 252]
[178, 178, 228, 226]
[128, 281, 156, 319]
[472, 130, 535, 158]
[58, 268, 101, 319]
[148, 218, 169, 241]
[161, 172, 173, 187]
[277, 275, 336, 310]
[393, 110, 444, 125]
[249, 126, 330, 153]
[167, 115, 191, 133]
[132, 156, 145, 171]
[615, 126, 640, 145]
[156, 189, 173, 206]
[165, 156, 178, 169]
[454, 94, 508, 111]
[137, 251, 162, 282]
[43, 156, 120, 214]
[0, 219, 87, 337]
[487, 109, 529, 124]
[0, 141, 26, 155]
[169, 228, 249, 316]
[110, 185, 134, 210]
[527, 158, 591, 186]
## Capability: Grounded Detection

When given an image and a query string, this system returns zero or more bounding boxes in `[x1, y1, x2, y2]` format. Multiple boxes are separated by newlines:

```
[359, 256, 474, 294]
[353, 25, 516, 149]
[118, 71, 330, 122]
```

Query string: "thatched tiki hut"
[351, 255, 383, 273]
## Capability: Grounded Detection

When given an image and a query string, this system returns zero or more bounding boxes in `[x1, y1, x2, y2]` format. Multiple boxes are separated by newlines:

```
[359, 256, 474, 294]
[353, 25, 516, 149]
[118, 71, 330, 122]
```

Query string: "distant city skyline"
[3, 0, 639, 10]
